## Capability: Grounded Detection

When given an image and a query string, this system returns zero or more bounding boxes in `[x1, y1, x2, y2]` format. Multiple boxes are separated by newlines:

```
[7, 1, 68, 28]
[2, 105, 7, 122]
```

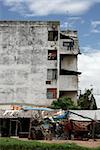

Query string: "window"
[63, 42, 69, 47]
[47, 69, 57, 80]
[63, 41, 74, 50]
[48, 50, 57, 60]
[46, 81, 51, 84]
[47, 88, 57, 99]
[48, 31, 58, 41]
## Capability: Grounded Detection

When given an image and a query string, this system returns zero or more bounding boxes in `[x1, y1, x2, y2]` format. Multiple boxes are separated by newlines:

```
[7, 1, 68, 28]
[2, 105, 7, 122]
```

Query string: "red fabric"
[64, 121, 72, 131]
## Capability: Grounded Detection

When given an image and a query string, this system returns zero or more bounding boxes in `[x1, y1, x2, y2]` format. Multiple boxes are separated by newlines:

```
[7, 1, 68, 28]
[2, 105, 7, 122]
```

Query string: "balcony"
[59, 75, 78, 91]
[60, 32, 80, 55]
[60, 40, 80, 55]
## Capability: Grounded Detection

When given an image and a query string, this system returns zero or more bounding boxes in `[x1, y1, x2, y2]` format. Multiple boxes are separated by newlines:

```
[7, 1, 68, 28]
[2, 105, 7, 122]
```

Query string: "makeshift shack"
[68, 110, 100, 140]
[0, 106, 54, 139]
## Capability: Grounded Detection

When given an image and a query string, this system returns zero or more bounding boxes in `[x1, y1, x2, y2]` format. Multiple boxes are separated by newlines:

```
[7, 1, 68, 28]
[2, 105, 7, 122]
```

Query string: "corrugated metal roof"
[0, 107, 54, 118]
[69, 110, 100, 121]
[0, 110, 40, 118]
[94, 95, 100, 109]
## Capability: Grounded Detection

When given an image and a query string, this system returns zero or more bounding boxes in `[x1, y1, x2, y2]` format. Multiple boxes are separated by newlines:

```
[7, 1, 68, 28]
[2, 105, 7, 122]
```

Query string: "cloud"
[83, 34, 90, 37]
[78, 47, 100, 94]
[61, 17, 84, 29]
[0, 0, 100, 16]
[81, 46, 99, 53]
[91, 20, 100, 33]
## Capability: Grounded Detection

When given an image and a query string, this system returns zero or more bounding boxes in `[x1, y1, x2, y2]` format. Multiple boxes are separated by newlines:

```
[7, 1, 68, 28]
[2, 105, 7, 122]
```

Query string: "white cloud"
[91, 21, 100, 33]
[61, 17, 84, 29]
[0, 0, 100, 16]
[83, 34, 90, 37]
[78, 48, 100, 94]
[81, 46, 99, 53]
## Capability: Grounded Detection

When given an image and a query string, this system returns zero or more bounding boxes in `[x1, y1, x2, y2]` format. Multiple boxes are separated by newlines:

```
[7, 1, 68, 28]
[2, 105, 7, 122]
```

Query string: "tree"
[51, 96, 77, 110]
[78, 89, 97, 110]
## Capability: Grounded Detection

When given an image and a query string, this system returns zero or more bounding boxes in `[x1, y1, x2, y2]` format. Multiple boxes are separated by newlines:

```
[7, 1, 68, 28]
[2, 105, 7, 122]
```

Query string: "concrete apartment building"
[0, 21, 80, 107]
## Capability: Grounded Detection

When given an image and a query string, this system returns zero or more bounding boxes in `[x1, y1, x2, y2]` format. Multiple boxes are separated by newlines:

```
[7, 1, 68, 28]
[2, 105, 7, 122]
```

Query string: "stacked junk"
[0, 105, 100, 140]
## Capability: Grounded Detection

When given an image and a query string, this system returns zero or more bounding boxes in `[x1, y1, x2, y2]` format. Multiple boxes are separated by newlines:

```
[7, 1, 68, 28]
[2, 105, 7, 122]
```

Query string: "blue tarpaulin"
[53, 111, 69, 120]
[22, 106, 54, 111]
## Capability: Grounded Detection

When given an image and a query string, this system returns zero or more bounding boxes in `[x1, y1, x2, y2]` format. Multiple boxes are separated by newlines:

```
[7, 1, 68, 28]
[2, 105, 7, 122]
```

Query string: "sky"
[0, 0, 100, 94]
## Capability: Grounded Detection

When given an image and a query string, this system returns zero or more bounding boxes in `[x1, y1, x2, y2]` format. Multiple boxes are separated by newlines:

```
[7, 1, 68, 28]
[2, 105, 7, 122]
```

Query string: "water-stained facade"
[0, 21, 80, 106]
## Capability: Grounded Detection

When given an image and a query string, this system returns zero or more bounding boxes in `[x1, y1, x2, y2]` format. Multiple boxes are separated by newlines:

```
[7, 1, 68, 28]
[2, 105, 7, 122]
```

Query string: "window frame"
[48, 31, 58, 41]
[48, 50, 57, 60]
[47, 88, 57, 99]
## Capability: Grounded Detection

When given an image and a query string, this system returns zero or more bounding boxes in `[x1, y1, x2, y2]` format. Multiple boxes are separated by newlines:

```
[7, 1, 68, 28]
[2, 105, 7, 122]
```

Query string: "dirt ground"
[17, 137, 100, 148]
[39, 139, 100, 148]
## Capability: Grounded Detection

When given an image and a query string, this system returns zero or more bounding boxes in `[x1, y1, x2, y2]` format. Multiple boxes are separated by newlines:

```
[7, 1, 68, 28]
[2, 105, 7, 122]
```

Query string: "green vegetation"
[51, 96, 77, 110]
[78, 89, 97, 110]
[0, 138, 100, 150]
[51, 89, 97, 110]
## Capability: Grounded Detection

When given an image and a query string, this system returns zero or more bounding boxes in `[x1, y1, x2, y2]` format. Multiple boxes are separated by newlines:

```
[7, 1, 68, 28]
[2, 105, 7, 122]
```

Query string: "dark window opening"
[48, 31, 58, 41]
[47, 88, 57, 99]
[60, 69, 81, 75]
[47, 69, 57, 80]
[48, 50, 57, 60]
[63, 41, 74, 50]
[46, 81, 51, 84]
[60, 33, 70, 39]
[59, 91, 66, 97]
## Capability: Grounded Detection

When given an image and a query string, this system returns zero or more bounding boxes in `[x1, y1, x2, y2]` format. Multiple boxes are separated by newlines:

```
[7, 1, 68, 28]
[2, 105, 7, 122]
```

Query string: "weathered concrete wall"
[60, 91, 77, 102]
[0, 21, 79, 106]
[59, 30, 79, 102]
[0, 21, 59, 106]
[61, 55, 77, 71]
[60, 30, 80, 55]
[59, 75, 78, 91]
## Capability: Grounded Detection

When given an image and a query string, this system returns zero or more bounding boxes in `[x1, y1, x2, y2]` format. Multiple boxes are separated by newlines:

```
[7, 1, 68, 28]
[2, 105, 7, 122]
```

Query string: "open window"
[48, 31, 58, 41]
[47, 69, 57, 80]
[48, 50, 57, 60]
[47, 88, 57, 99]
[60, 33, 74, 50]
[46, 81, 51, 84]
[63, 41, 74, 50]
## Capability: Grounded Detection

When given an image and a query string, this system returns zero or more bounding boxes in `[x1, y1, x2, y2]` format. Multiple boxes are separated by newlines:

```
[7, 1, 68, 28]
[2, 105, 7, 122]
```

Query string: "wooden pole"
[15, 120, 18, 136]
[28, 110, 33, 139]
[9, 119, 11, 136]
[0, 119, 1, 137]
[28, 118, 32, 139]
[92, 121, 96, 141]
